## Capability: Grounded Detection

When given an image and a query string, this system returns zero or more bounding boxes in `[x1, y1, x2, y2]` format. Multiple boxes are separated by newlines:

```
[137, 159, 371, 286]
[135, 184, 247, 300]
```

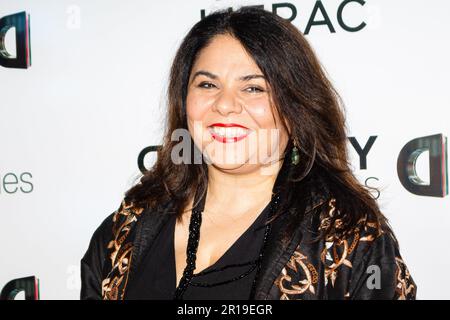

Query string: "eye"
[198, 82, 217, 89]
[245, 86, 264, 93]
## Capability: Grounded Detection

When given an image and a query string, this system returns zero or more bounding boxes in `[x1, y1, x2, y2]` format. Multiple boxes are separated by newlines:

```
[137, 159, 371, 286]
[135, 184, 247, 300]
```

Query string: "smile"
[208, 123, 251, 143]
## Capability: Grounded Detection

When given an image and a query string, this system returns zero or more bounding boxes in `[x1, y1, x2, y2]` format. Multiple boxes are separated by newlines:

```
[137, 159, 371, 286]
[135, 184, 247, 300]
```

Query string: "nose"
[212, 88, 243, 116]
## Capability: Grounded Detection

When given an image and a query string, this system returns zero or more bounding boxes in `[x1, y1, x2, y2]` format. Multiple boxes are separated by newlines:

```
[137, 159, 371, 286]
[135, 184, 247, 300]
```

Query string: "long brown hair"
[124, 7, 387, 240]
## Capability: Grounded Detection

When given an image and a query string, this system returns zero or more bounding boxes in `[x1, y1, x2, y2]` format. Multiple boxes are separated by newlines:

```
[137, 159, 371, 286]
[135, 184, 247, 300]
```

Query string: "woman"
[80, 7, 416, 300]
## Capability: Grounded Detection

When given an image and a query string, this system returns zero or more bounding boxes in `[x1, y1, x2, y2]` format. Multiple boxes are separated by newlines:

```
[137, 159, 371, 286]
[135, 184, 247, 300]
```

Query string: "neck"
[205, 160, 284, 216]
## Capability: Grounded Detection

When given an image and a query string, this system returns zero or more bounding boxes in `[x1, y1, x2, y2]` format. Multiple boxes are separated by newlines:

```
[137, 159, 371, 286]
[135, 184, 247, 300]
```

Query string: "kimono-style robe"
[80, 173, 416, 300]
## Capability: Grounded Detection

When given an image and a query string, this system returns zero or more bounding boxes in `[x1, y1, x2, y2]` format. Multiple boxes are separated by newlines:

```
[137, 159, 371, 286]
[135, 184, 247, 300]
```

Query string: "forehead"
[191, 34, 261, 73]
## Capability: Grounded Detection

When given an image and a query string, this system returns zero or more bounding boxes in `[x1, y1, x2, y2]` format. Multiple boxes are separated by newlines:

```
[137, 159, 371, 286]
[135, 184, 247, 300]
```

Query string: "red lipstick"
[208, 123, 251, 143]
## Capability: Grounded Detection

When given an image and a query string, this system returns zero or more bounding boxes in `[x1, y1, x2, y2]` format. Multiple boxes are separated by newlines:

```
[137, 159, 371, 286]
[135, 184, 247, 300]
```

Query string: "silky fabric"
[81, 152, 417, 300]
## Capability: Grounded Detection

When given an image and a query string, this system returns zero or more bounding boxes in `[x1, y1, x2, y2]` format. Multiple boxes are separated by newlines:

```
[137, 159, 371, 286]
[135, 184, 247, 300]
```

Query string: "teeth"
[210, 126, 248, 138]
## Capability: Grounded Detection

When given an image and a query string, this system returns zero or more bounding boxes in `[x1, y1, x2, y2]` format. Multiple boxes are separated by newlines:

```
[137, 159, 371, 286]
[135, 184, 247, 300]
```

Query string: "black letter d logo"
[397, 134, 448, 197]
[0, 276, 40, 300]
[0, 11, 31, 69]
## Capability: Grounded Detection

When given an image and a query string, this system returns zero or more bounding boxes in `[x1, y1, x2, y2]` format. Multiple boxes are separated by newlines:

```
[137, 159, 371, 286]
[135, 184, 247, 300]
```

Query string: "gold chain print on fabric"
[274, 198, 336, 300]
[394, 256, 416, 299]
[320, 198, 380, 289]
[275, 198, 379, 300]
[102, 200, 143, 300]
[275, 250, 319, 299]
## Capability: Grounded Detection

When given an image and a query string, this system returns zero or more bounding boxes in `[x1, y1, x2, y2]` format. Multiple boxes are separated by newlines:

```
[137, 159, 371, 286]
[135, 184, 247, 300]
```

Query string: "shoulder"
[83, 199, 145, 260]
[319, 198, 398, 266]
[80, 209, 116, 271]
[319, 198, 417, 299]
[80, 199, 144, 299]
[80, 206, 116, 299]
[274, 195, 416, 300]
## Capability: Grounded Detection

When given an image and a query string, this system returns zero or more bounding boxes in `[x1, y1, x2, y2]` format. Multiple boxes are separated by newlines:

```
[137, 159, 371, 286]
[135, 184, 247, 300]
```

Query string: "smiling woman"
[186, 33, 289, 174]
[80, 7, 416, 300]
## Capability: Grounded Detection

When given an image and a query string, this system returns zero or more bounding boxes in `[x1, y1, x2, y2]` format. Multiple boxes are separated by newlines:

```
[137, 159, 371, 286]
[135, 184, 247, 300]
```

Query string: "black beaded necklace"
[173, 142, 294, 300]
[172, 187, 281, 300]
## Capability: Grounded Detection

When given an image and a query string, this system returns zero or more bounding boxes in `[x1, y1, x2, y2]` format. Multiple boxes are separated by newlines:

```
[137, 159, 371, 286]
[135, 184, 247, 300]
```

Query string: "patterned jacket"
[80, 175, 416, 300]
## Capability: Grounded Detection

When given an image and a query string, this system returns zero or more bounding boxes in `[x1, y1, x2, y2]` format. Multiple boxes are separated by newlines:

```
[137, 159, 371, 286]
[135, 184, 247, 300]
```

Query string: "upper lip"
[208, 123, 249, 129]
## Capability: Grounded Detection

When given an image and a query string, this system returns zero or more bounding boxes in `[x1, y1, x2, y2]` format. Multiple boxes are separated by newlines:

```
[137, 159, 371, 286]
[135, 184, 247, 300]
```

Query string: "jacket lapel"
[124, 201, 174, 296]
[252, 174, 331, 299]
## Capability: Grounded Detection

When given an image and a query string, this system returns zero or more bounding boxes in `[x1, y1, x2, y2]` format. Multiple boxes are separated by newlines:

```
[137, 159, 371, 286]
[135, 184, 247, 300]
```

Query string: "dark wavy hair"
[123, 7, 387, 241]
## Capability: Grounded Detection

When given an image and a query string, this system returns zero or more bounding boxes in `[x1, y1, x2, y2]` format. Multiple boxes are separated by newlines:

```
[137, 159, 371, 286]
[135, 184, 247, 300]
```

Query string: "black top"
[125, 201, 271, 300]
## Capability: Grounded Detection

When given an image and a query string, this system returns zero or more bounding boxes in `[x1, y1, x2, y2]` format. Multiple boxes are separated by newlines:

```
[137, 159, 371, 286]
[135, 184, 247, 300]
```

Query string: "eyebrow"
[190, 70, 266, 83]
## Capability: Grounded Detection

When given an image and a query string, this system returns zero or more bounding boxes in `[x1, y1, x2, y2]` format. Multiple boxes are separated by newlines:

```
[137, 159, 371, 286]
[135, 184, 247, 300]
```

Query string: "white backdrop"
[0, 0, 448, 299]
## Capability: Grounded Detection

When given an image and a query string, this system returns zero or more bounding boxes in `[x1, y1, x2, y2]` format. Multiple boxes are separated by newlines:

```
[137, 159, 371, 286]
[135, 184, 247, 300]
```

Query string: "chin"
[208, 159, 262, 174]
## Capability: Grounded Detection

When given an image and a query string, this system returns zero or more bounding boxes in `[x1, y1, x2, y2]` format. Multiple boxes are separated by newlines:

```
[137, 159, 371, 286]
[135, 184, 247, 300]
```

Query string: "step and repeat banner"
[0, 0, 448, 299]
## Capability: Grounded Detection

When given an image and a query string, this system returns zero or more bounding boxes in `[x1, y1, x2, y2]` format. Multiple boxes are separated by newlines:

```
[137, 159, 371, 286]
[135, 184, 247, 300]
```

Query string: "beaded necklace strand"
[173, 188, 281, 300]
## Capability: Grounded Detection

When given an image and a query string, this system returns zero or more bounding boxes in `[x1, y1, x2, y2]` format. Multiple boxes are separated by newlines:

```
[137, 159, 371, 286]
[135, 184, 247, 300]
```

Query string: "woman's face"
[186, 34, 289, 175]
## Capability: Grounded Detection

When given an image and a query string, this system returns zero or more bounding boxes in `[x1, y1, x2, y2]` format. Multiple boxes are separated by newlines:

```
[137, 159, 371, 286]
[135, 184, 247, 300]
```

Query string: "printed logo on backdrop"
[397, 134, 448, 197]
[0, 11, 33, 196]
[201, 0, 370, 34]
[0, 11, 31, 69]
[0, 172, 33, 195]
[351, 134, 448, 198]
[138, 134, 448, 198]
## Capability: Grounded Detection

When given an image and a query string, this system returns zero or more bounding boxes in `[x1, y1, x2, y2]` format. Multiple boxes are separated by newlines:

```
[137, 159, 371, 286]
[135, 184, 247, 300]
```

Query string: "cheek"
[186, 92, 211, 122]
[246, 99, 289, 155]
[186, 92, 214, 150]
[246, 98, 278, 129]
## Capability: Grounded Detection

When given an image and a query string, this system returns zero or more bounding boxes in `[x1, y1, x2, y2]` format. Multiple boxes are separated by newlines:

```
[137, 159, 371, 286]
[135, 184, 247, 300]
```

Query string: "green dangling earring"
[291, 138, 300, 165]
